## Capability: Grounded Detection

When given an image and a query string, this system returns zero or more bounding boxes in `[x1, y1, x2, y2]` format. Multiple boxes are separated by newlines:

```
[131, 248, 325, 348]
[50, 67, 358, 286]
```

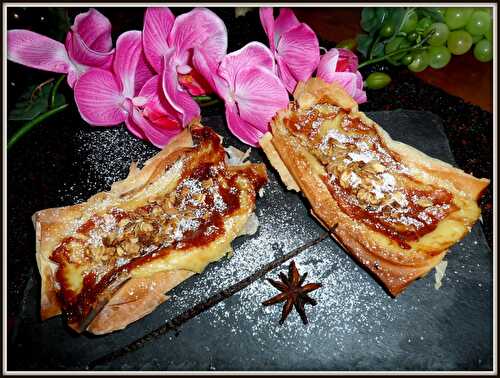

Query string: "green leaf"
[390, 8, 407, 34]
[375, 8, 390, 26]
[9, 84, 51, 121]
[360, 8, 376, 32]
[357, 34, 373, 57]
[371, 41, 386, 58]
[53, 93, 66, 108]
[8, 79, 67, 121]
[361, 7, 389, 32]
[416, 7, 444, 22]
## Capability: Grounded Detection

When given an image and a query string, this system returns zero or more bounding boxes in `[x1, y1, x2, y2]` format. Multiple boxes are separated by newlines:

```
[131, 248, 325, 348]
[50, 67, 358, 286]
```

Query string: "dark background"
[6, 7, 494, 370]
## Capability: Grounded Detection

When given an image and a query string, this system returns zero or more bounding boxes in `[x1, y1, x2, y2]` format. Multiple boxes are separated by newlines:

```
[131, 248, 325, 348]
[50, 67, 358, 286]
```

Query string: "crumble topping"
[284, 103, 455, 247]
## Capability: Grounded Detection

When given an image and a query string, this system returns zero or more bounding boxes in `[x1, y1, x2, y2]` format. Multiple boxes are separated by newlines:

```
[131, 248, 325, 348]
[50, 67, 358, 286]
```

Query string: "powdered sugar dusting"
[57, 126, 159, 204]
[162, 170, 410, 352]
[320, 130, 353, 152]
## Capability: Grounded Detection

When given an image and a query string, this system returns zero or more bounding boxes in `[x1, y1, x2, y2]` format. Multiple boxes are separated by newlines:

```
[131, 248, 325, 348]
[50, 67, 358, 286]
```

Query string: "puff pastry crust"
[261, 78, 489, 296]
[33, 122, 267, 334]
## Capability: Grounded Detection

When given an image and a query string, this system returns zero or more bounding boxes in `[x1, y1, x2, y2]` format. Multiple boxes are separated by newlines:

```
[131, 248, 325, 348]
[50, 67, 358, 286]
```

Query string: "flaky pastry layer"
[34, 122, 267, 334]
[262, 78, 489, 295]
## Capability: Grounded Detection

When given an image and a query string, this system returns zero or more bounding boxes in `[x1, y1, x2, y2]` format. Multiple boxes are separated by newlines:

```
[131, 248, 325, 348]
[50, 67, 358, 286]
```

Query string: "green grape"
[408, 50, 430, 72]
[476, 8, 493, 18]
[447, 30, 473, 55]
[473, 39, 493, 62]
[380, 21, 395, 37]
[435, 8, 447, 16]
[336, 38, 357, 50]
[428, 46, 452, 69]
[385, 37, 412, 61]
[401, 12, 418, 33]
[401, 54, 413, 66]
[465, 10, 491, 36]
[364, 72, 392, 90]
[427, 23, 450, 46]
[407, 31, 418, 42]
[471, 33, 483, 44]
[444, 8, 474, 30]
[485, 24, 492, 41]
[417, 17, 432, 32]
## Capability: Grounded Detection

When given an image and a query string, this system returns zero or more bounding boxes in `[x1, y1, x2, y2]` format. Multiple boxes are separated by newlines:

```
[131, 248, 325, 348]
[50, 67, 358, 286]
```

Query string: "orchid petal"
[71, 8, 113, 53]
[275, 55, 300, 93]
[353, 71, 367, 103]
[277, 23, 319, 86]
[317, 48, 366, 103]
[218, 41, 275, 90]
[225, 103, 264, 147]
[143, 7, 175, 72]
[354, 87, 367, 104]
[259, 7, 275, 50]
[168, 8, 227, 64]
[7, 30, 70, 73]
[336, 48, 359, 73]
[234, 66, 289, 133]
[323, 71, 358, 96]
[161, 53, 200, 126]
[125, 115, 147, 140]
[131, 107, 181, 148]
[113, 30, 143, 98]
[317, 49, 340, 82]
[65, 31, 114, 70]
[74, 69, 126, 126]
[67, 70, 80, 88]
[355, 71, 364, 90]
[139, 75, 179, 117]
[274, 8, 301, 37]
[137, 75, 159, 98]
[334, 72, 358, 95]
[178, 69, 212, 96]
[192, 47, 229, 99]
[176, 64, 191, 75]
[134, 50, 156, 96]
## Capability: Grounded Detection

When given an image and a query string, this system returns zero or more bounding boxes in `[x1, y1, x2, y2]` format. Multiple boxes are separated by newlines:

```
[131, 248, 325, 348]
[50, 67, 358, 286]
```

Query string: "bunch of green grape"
[398, 7, 493, 72]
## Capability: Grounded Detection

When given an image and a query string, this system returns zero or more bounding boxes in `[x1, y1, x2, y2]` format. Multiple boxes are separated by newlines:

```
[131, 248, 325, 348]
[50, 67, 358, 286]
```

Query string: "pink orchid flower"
[142, 7, 227, 126]
[259, 7, 320, 93]
[317, 48, 367, 104]
[193, 42, 289, 147]
[74, 30, 183, 148]
[7, 8, 114, 88]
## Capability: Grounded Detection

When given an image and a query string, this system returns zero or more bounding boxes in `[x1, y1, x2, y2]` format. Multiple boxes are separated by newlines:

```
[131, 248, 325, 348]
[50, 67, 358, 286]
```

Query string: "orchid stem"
[358, 32, 434, 69]
[7, 103, 69, 150]
[50, 74, 66, 109]
[199, 99, 220, 107]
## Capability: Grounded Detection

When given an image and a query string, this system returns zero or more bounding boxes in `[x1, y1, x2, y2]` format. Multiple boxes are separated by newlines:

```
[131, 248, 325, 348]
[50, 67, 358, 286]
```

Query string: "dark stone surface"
[8, 112, 493, 371]
[7, 7, 493, 330]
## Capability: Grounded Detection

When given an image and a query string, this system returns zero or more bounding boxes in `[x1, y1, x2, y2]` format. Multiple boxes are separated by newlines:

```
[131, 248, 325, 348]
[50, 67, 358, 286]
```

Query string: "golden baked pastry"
[33, 122, 267, 334]
[261, 78, 489, 296]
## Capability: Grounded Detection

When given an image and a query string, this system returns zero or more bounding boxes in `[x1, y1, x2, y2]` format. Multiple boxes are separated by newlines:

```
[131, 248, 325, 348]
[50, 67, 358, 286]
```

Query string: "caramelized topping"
[284, 101, 455, 249]
[49, 126, 267, 328]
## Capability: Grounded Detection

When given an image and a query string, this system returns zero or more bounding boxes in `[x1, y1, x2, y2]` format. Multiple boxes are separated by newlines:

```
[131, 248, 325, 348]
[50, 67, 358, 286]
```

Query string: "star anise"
[262, 260, 322, 325]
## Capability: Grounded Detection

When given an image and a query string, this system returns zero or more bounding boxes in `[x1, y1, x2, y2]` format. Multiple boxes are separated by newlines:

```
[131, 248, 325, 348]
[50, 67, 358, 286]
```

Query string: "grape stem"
[358, 30, 435, 69]
[368, 33, 382, 60]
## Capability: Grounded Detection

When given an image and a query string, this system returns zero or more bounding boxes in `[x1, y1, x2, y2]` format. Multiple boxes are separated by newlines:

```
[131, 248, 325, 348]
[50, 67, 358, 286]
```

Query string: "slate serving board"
[8, 110, 493, 371]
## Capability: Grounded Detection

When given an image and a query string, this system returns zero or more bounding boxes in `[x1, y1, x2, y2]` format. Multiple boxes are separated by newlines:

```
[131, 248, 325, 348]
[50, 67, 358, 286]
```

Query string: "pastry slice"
[33, 122, 267, 334]
[261, 78, 489, 296]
